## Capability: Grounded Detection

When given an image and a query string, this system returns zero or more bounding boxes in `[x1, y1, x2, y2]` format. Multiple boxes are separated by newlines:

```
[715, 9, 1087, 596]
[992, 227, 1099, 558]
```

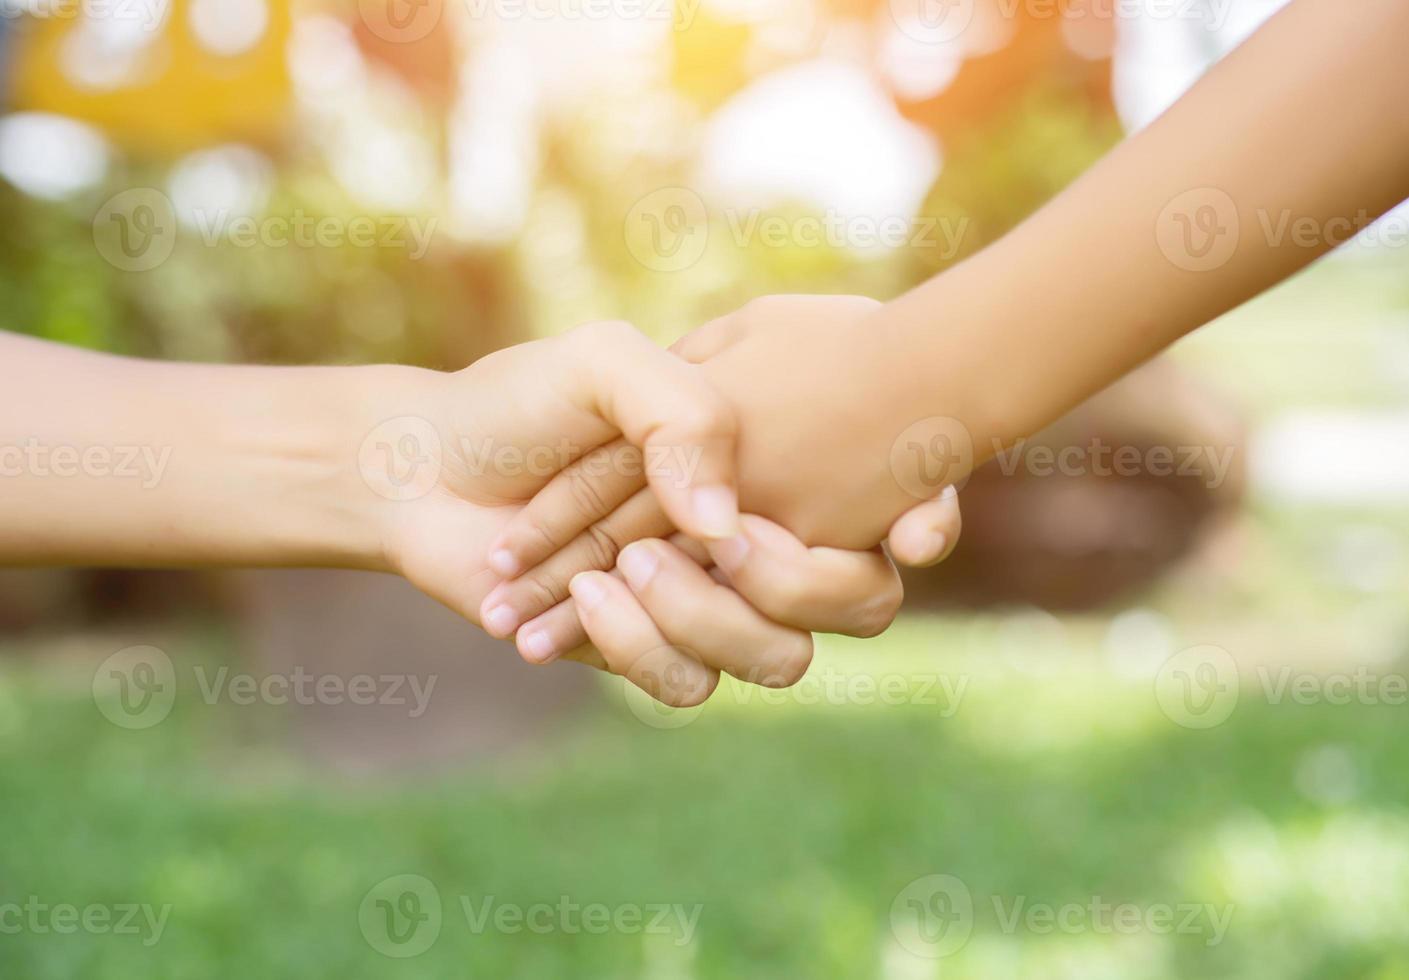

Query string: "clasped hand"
[378, 298, 961, 707]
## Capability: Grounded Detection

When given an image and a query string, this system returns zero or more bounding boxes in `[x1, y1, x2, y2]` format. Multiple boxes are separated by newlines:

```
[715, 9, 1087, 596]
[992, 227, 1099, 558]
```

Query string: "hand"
[373, 317, 953, 706]
[478, 295, 965, 666]
[370, 319, 740, 628]
[493, 497, 962, 697]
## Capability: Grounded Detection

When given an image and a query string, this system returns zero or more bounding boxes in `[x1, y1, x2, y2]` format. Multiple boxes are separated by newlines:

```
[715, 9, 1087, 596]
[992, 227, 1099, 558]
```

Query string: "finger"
[566, 320, 739, 541]
[569, 571, 718, 708]
[513, 531, 710, 665]
[617, 539, 813, 689]
[885, 486, 962, 568]
[706, 515, 904, 638]
[479, 488, 672, 639]
[517, 598, 591, 665]
[485, 439, 645, 578]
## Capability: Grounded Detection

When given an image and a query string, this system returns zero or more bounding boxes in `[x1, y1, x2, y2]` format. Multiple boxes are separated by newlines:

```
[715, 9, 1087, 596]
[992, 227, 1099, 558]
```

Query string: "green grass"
[3, 599, 1409, 979]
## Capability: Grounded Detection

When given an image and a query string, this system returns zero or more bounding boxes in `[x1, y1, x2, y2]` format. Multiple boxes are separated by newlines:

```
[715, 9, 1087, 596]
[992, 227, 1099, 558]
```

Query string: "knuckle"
[583, 522, 626, 571]
[762, 634, 814, 689]
[740, 295, 784, 321]
[521, 515, 562, 559]
[849, 583, 904, 638]
[566, 469, 610, 522]
[573, 318, 638, 349]
[670, 397, 737, 442]
[756, 574, 811, 621]
[840, 294, 884, 314]
[523, 574, 570, 613]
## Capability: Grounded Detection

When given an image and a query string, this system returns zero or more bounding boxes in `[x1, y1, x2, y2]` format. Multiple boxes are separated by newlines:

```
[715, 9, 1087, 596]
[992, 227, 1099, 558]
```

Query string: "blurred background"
[4, 0, 1409, 976]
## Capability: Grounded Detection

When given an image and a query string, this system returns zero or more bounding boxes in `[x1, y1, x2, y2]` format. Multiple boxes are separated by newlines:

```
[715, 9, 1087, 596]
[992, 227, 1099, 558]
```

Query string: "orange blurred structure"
[10, 0, 294, 153]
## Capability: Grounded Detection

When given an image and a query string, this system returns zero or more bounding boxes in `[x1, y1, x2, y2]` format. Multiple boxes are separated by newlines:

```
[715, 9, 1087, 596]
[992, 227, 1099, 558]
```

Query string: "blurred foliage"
[0, 0, 1124, 364]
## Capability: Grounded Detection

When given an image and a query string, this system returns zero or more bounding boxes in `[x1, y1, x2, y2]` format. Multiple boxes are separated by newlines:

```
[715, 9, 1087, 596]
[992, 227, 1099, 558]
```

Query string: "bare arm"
[881, 0, 1409, 454]
[0, 333, 399, 568]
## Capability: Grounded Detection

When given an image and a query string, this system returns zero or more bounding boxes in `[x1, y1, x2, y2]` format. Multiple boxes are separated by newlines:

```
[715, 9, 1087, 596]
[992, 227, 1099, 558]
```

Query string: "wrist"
[867, 252, 1062, 473]
[219, 362, 446, 574]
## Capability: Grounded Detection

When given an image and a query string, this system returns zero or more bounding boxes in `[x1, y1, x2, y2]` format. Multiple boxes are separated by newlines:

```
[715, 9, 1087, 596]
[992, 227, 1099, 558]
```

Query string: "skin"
[491, 0, 1409, 652]
[0, 324, 959, 706]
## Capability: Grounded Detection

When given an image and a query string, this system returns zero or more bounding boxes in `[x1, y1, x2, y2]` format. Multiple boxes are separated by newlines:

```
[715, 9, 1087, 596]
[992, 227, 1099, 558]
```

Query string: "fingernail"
[691, 485, 739, 539]
[571, 573, 608, 612]
[618, 543, 661, 592]
[521, 629, 557, 664]
[710, 533, 750, 573]
[488, 548, 519, 578]
[483, 604, 519, 636]
[940, 485, 957, 501]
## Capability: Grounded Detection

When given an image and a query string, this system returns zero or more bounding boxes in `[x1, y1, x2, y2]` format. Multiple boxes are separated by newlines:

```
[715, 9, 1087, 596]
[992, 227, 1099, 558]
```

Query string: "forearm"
[0, 334, 419, 570]
[876, 0, 1409, 456]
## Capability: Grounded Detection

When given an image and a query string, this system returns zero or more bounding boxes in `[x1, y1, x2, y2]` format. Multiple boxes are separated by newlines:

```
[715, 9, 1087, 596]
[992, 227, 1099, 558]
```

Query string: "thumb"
[563, 320, 739, 541]
[885, 485, 962, 568]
